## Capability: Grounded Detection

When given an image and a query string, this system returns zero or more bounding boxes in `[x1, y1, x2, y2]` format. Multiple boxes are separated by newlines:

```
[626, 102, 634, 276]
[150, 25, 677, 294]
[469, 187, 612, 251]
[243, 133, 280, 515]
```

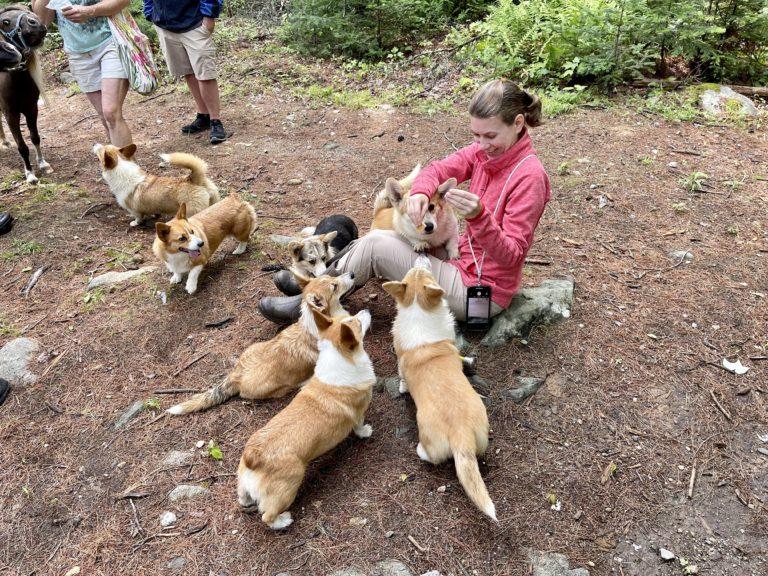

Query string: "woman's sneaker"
[181, 113, 211, 134]
[210, 119, 228, 145]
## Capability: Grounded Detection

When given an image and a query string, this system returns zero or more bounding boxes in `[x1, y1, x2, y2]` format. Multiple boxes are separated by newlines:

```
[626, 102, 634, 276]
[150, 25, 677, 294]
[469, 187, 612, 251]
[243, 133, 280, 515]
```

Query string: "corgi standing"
[237, 308, 376, 529]
[93, 144, 219, 226]
[153, 195, 256, 294]
[167, 273, 356, 415]
[383, 264, 496, 521]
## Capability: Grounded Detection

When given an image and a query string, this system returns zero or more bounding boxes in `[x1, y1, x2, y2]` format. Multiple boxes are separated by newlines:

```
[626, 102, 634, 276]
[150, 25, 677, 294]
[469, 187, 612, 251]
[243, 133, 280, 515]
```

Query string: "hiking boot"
[0, 212, 14, 236]
[273, 270, 302, 296]
[258, 294, 302, 325]
[209, 119, 228, 145]
[181, 113, 211, 134]
[0, 378, 10, 407]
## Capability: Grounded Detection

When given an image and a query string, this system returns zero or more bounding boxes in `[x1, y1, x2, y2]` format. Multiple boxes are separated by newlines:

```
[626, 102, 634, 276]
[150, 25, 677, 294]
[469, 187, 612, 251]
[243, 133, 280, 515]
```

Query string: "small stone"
[502, 375, 547, 403]
[669, 250, 693, 263]
[64, 568, 81, 576]
[383, 377, 402, 399]
[287, 178, 304, 185]
[195, 440, 205, 448]
[394, 425, 411, 438]
[385, 530, 395, 538]
[167, 557, 186, 570]
[168, 484, 210, 502]
[114, 400, 145, 429]
[420, 572, 442, 576]
[161, 450, 194, 467]
[349, 516, 368, 527]
[160, 511, 177, 527]
[436, 485, 446, 493]
[371, 560, 413, 576]
[329, 570, 367, 576]
[573, 510, 583, 520]
[668, 161, 678, 168]
[659, 548, 675, 561]
[87, 266, 156, 290]
[324, 142, 340, 150]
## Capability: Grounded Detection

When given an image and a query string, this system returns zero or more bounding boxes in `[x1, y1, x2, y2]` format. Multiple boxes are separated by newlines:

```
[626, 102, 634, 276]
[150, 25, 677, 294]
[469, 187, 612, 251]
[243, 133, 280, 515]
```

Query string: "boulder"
[528, 550, 590, 576]
[0, 337, 40, 386]
[700, 86, 758, 117]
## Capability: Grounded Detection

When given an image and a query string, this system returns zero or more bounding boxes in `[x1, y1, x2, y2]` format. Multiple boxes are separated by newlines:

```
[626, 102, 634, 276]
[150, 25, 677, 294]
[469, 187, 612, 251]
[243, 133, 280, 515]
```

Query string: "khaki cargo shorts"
[155, 23, 217, 80]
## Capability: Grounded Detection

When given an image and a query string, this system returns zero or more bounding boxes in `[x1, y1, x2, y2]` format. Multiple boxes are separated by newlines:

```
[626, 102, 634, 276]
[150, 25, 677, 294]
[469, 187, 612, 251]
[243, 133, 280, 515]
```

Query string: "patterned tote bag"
[107, 9, 159, 95]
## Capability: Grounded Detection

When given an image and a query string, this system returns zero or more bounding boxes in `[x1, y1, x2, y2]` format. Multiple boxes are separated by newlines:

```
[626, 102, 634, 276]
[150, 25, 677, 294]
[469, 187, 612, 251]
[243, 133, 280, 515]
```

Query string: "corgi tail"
[300, 226, 316, 237]
[160, 152, 210, 187]
[372, 189, 392, 216]
[454, 449, 497, 521]
[208, 185, 221, 205]
[166, 377, 238, 415]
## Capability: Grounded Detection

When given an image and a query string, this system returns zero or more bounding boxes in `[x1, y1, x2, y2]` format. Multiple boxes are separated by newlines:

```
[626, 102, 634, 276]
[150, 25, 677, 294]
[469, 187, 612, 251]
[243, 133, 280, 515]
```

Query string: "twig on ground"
[129, 497, 145, 537]
[709, 390, 732, 421]
[261, 214, 303, 220]
[205, 316, 233, 328]
[184, 521, 209, 536]
[442, 131, 459, 151]
[525, 257, 552, 266]
[22, 265, 49, 297]
[153, 388, 199, 394]
[407, 534, 427, 552]
[41, 348, 70, 378]
[670, 148, 702, 156]
[22, 313, 48, 334]
[114, 491, 150, 501]
[631, 253, 687, 280]
[81, 202, 111, 218]
[687, 461, 697, 499]
[172, 352, 209, 377]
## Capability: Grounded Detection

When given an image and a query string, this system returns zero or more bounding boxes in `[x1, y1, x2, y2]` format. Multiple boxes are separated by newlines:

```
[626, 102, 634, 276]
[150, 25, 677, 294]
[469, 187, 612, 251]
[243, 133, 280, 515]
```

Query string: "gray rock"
[114, 400, 145, 429]
[503, 375, 547, 403]
[482, 279, 574, 347]
[167, 557, 186, 570]
[468, 375, 491, 396]
[394, 425, 412, 438]
[0, 337, 41, 386]
[700, 86, 758, 117]
[161, 450, 194, 467]
[328, 570, 367, 576]
[371, 560, 413, 576]
[269, 234, 296, 246]
[159, 511, 177, 527]
[659, 548, 675, 561]
[528, 550, 590, 576]
[87, 266, 156, 290]
[324, 141, 340, 150]
[168, 484, 210, 502]
[383, 377, 402, 399]
[420, 572, 443, 576]
[669, 250, 693, 263]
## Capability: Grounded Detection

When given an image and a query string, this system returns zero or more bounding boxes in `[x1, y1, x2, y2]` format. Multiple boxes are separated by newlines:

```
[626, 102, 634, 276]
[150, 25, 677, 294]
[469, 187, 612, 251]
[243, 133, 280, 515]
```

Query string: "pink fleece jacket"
[410, 130, 551, 308]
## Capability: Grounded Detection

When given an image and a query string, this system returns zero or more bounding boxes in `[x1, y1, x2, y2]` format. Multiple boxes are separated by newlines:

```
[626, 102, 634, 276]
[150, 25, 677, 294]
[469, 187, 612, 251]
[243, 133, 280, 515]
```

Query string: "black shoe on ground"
[0, 378, 10, 407]
[210, 119, 228, 145]
[0, 212, 13, 236]
[258, 294, 302, 325]
[181, 113, 211, 134]
[273, 270, 303, 296]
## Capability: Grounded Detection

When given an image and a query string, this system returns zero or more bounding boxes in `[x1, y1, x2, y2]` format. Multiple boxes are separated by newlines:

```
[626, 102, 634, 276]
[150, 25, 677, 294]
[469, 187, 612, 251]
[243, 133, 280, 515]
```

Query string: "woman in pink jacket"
[260, 80, 551, 324]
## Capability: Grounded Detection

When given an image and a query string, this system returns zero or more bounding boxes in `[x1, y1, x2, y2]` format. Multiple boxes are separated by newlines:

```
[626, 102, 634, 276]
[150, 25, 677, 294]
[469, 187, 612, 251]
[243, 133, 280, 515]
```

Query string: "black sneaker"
[0, 212, 13, 236]
[209, 119, 228, 145]
[0, 378, 10, 407]
[181, 113, 211, 134]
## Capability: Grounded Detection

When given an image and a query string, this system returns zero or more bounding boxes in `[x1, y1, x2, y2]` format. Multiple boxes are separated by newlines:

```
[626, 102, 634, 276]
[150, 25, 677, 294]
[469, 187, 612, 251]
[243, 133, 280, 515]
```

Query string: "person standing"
[143, 0, 228, 144]
[32, 0, 134, 147]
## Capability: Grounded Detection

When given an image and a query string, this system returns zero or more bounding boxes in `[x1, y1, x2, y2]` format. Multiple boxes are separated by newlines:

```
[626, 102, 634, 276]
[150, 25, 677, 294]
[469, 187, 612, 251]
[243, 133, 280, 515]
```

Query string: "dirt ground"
[1, 46, 767, 576]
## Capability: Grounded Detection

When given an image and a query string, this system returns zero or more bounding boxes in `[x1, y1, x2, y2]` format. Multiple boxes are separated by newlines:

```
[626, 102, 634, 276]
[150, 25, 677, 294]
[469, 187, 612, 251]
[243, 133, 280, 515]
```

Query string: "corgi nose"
[349, 272, 355, 280]
[424, 222, 434, 233]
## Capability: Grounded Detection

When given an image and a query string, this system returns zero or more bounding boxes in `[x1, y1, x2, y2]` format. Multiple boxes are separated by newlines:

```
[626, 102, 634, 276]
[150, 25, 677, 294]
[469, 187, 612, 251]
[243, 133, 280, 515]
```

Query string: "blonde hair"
[469, 79, 542, 128]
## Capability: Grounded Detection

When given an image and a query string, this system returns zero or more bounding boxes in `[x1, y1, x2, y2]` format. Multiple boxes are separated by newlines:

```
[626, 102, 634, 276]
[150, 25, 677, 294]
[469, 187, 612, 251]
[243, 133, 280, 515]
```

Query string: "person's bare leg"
[85, 90, 110, 141]
[198, 78, 221, 120]
[184, 74, 209, 115]
[100, 78, 132, 146]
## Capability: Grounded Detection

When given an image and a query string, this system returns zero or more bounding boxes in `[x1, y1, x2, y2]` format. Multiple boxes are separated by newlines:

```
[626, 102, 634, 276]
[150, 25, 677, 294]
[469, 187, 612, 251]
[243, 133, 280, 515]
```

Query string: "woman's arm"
[30, 0, 55, 27]
[466, 170, 549, 271]
[61, 0, 130, 23]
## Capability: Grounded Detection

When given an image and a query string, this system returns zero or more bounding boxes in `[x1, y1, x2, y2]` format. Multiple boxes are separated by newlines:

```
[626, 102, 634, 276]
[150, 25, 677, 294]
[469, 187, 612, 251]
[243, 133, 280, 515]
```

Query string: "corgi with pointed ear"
[93, 143, 220, 226]
[237, 308, 376, 530]
[383, 264, 496, 521]
[152, 194, 256, 294]
[287, 231, 338, 279]
[166, 272, 356, 415]
[371, 165, 459, 258]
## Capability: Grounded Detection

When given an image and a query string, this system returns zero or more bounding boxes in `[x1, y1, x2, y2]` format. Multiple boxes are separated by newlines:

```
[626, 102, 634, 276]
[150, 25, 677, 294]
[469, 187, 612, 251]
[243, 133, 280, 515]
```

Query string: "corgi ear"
[175, 203, 187, 220]
[340, 320, 361, 351]
[424, 282, 445, 306]
[103, 149, 118, 170]
[294, 271, 311, 289]
[322, 231, 338, 245]
[310, 305, 333, 332]
[385, 177, 404, 204]
[119, 143, 137, 159]
[155, 222, 171, 241]
[288, 241, 303, 260]
[436, 177, 458, 198]
[307, 291, 329, 313]
[382, 280, 406, 301]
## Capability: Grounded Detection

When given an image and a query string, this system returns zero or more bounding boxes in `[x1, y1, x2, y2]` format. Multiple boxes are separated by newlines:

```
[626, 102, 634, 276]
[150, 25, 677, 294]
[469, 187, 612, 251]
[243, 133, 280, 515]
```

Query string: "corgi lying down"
[237, 308, 376, 529]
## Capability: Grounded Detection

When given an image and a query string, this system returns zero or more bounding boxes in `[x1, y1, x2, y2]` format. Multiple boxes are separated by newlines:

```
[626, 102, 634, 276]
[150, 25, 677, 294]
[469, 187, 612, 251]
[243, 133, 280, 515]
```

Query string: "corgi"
[289, 214, 359, 278]
[152, 195, 256, 294]
[372, 165, 459, 258]
[383, 263, 496, 521]
[167, 273, 356, 415]
[93, 143, 220, 226]
[237, 308, 375, 529]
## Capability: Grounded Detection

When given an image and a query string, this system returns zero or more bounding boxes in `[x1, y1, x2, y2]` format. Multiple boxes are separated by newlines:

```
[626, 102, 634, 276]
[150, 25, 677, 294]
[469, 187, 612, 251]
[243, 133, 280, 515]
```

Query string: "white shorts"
[67, 39, 127, 93]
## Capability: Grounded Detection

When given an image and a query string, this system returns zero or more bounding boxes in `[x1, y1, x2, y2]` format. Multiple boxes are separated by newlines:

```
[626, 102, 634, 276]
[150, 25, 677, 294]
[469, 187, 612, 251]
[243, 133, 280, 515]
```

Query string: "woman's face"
[470, 114, 524, 158]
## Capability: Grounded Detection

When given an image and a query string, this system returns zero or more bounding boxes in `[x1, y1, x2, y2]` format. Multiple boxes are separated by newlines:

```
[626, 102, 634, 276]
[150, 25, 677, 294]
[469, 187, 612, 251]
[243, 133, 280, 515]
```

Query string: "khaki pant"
[155, 24, 217, 80]
[334, 230, 502, 321]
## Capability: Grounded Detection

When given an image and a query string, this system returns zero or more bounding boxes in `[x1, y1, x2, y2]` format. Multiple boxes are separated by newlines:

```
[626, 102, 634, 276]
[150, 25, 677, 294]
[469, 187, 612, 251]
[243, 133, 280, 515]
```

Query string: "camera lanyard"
[467, 154, 535, 285]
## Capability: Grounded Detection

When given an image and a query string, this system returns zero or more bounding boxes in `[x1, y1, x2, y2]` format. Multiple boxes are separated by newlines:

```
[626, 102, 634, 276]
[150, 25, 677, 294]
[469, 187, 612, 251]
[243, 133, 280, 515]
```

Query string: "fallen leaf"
[600, 461, 617, 484]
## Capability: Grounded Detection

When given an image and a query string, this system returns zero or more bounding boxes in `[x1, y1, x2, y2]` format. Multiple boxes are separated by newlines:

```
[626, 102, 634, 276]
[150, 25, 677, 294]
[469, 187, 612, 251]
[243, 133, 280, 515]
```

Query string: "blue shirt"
[143, 0, 222, 33]
[56, 0, 111, 54]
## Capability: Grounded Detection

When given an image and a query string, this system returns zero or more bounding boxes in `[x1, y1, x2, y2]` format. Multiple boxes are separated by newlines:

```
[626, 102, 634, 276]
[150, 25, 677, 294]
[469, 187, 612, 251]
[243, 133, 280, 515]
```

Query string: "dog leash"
[466, 153, 535, 284]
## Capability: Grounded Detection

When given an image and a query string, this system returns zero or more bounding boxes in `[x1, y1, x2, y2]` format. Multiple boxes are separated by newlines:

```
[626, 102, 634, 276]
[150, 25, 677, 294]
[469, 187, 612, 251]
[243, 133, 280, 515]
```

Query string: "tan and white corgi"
[167, 273, 356, 415]
[237, 308, 376, 529]
[152, 195, 256, 294]
[372, 165, 459, 259]
[93, 143, 220, 226]
[383, 263, 496, 521]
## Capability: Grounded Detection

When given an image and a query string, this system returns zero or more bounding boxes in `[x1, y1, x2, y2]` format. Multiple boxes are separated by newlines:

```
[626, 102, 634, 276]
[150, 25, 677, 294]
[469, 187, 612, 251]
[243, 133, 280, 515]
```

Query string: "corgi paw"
[232, 241, 247, 255]
[447, 248, 460, 260]
[267, 511, 293, 530]
[354, 424, 373, 438]
[25, 170, 38, 185]
[412, 242, 430, 253]
[417, 442, 433, 463]
[129, 219, 141, 227]
[170, 274, 182, 285]
[185, 282, 198, 294]
[398, 379, 408, 394]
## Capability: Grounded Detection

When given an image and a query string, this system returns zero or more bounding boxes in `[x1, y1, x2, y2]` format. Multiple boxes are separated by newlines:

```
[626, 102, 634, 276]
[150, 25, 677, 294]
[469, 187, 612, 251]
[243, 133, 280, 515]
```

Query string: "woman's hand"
[407, 193, 428, 227]
[61, 4, 96, 23]
[445, 188, 482, 219]
[202, 17, 215, 33]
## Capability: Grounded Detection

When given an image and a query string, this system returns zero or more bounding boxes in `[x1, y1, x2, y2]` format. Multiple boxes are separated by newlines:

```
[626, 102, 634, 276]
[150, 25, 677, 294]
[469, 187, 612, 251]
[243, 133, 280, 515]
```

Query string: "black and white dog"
[289, 214, 358, 278]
